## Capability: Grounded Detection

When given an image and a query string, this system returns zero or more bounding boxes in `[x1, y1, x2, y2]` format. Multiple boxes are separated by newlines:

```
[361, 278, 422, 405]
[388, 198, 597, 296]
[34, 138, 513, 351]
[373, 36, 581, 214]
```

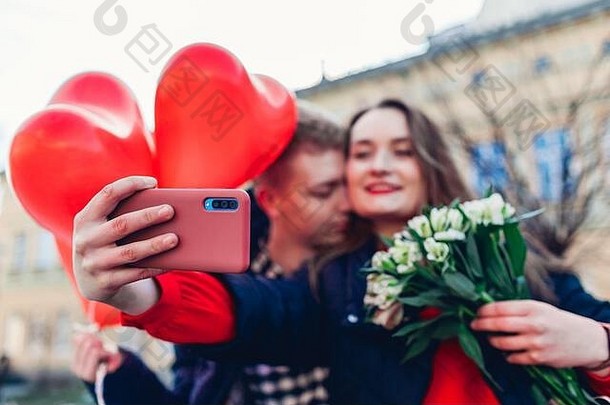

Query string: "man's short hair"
[256, 100, 345, 189]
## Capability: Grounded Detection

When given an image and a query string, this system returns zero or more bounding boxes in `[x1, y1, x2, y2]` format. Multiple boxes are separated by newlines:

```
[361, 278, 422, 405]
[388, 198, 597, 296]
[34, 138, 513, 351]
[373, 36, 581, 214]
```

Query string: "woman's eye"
[396, 149, 414, 157]
[351, 151, 370, 159]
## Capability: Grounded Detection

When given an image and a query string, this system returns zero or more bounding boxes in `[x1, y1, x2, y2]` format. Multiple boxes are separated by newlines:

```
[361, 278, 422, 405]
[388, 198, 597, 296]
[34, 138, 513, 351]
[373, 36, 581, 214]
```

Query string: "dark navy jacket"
[87, 232, 610, 404]
[85, 345, 244, 404]
[191, 238, 610, 405]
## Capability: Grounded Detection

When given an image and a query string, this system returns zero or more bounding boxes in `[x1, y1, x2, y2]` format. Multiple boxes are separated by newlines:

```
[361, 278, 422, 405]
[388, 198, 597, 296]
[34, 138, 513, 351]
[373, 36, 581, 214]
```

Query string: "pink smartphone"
[110, 188, 250, 273]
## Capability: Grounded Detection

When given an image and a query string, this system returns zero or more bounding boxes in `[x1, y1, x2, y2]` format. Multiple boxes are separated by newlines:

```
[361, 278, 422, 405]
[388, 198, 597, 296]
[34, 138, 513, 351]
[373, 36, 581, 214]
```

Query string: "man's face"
[271, 148, 350, 249]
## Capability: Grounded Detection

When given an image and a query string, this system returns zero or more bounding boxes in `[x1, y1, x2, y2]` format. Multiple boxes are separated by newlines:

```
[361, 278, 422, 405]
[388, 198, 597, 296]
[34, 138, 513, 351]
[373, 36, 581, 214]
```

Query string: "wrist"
[584, 323, 610, 373]
[109, 278, 161, 315]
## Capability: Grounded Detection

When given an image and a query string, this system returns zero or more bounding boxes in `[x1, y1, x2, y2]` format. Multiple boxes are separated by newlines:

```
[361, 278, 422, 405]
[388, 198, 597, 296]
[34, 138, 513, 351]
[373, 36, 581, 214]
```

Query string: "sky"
[0, 0, 485, 171]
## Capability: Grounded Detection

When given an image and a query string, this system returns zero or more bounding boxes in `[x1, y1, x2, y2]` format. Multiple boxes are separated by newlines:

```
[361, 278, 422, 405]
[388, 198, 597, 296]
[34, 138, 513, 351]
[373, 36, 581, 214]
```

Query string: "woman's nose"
[370, 150, 390, 174]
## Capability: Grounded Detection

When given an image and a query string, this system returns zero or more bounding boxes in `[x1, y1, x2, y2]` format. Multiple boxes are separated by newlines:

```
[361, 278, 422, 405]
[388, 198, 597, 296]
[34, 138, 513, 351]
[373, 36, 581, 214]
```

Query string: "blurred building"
[0, 172, 174, 391]
[298, 0, 610, 295]
[0, 172, 80, 381]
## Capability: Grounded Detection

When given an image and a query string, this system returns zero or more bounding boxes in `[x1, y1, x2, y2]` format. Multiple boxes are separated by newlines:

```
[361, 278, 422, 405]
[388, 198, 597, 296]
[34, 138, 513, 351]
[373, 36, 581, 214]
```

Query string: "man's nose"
[338, 185, 351, 213]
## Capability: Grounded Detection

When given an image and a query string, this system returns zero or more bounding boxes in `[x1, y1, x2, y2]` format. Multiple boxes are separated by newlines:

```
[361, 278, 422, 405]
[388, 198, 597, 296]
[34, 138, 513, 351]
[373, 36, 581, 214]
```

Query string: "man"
[72, 101, 350, 404]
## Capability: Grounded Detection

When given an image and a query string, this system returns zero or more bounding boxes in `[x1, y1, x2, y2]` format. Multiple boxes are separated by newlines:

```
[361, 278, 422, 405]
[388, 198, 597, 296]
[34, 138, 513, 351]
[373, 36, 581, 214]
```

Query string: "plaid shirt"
[240, 241, 330, 405]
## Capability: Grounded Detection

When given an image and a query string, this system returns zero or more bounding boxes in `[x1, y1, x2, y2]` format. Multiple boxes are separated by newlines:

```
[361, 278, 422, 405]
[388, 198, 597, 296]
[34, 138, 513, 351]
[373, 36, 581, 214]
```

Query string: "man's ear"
[255, 186, 280, 219]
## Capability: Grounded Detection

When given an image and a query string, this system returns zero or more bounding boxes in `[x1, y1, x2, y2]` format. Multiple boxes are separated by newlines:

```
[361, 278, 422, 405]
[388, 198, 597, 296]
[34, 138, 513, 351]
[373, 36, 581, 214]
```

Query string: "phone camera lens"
[229, 201, 237, 209]
[220, 200, 228, 209]
[212, 200, 219, 208]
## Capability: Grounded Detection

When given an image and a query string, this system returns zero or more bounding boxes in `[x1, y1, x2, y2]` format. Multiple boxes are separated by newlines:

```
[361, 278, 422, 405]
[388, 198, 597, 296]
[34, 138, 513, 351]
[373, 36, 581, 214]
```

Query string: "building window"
[53, 310, 72, 358]
[534, 56, 551, 75]
[471, 70, 486, 87]
[3, 314, 26, 356]
[600, 117, 610, 198]
[471, 142, 508, 196]
[533, 128, 573, 202]
[11, 233, 27, 273]
[29, 313, 49, 359]
[602, 118, 610, 161]
[35, 230, 58, 271]
[603, 40, 610, 57]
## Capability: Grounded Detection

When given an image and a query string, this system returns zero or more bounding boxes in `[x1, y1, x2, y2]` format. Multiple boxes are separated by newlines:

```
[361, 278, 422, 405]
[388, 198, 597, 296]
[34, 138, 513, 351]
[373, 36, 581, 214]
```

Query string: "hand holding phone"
[110, 188, 250, 273]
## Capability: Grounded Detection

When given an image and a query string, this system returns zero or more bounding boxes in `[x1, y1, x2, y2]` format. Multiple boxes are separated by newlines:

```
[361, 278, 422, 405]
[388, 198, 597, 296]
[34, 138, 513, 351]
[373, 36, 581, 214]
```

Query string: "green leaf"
[399, 290, 444, 307]
[448, 198, 461, 209]
[401, 333, 431, 363]
[452, 244, 477, 281]
[465, 234, 484, 278]
[442, 271, 479, 302]
[516, 208, 545, 221]
[457, 324, 501, 390]
[503, 223, 527, 279]
[379, 234, 394, 248]
[381, 259, 396, 272]
[393, 318, 438, 338]
[407, 228, 424, 243]
[430, 318, 460, 340]
[476, 231, 512, 296]
[530, 384, 548, 405]
[515, 276, 530, 299]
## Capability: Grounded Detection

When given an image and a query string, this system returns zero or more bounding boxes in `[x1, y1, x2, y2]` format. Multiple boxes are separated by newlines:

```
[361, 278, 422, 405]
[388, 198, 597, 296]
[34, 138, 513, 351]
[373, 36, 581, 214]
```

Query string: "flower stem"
[479, 291, 495, 304]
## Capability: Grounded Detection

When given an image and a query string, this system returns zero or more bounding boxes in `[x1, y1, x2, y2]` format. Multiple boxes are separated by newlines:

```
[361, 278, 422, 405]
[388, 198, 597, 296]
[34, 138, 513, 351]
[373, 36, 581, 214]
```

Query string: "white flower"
[389, 246, 407, 263]
[364, 273, 402, 310]
[461, 200, 486, 225]
[396, 264, 415, 274]
[371, 301, 404, 330]
[423, 237, 450, 262]
[485, 193, 506, 225]
[388, 241, 422, 265]
[408, 215, 432, 238]
[434, 229, 466, 241]
[393, 229, 414, 245]
[371, 251, 390, 269]
[447, 208, 469, 233]
[461, 194, 516, 226]
[429, 207, 449, 232]
[489, 193, 516, 219]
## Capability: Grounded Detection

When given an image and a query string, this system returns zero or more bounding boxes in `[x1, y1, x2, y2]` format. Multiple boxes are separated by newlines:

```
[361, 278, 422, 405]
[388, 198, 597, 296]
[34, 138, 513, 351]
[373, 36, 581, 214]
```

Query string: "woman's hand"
[71, 332, 124, 383]
[73, 176, 178, 314]
[471, 299, 609, 372]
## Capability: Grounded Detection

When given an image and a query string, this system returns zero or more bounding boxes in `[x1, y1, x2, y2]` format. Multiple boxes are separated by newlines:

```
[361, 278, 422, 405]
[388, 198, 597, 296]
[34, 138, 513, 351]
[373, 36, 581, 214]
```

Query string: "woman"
[75, 100, 610, 404]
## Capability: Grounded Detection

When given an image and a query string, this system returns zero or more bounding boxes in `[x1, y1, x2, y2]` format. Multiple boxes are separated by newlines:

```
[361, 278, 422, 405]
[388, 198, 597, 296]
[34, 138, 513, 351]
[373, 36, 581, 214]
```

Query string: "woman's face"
[346, 107, 427, 223]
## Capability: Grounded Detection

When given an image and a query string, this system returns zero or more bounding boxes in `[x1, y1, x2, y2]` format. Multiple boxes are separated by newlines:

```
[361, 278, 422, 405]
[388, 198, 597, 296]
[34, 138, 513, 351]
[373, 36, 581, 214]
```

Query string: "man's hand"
[71, 332, 124, 383]
[73, 176, 178, 314]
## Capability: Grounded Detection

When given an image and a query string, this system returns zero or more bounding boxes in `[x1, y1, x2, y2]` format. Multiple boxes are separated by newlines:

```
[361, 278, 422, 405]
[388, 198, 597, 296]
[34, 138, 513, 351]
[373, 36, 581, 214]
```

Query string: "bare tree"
[418, 34, 610, 261]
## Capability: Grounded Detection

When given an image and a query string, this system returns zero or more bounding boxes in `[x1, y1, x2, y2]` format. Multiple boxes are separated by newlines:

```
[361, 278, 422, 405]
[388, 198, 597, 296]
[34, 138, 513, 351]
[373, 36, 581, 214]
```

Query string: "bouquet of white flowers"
[363, 193, 596, 405]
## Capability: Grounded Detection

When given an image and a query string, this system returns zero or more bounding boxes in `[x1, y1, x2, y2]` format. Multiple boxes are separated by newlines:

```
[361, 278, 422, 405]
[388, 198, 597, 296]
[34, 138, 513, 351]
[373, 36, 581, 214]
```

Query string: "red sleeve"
[585, 370, 610, 396]
[120, 270, 236, 344]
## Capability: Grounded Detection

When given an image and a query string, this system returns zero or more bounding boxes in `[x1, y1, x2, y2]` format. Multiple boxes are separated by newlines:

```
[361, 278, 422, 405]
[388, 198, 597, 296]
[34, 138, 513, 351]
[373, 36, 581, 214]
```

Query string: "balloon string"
[95, 362, 108, 405]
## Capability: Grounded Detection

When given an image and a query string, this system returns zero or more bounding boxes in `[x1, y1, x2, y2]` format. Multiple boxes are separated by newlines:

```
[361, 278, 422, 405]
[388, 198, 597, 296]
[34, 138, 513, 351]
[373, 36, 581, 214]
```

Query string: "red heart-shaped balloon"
[154, 43, 296, 187]
[9, 72, 155, 244]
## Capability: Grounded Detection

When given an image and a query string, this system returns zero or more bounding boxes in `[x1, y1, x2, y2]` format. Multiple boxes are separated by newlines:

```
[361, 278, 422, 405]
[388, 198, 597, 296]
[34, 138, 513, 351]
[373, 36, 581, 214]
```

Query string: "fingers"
[94, 204, 175, 247]
[476, 300, 544, 318]
[98, 267, 168, 296]
[72, 333, 111, 383]
[471, 316, 545, 334]
[488, 334, 544, 352]
[74, 176, 157, 228]
[505, 350, 548, 366]
[86, 233, 178, 270]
